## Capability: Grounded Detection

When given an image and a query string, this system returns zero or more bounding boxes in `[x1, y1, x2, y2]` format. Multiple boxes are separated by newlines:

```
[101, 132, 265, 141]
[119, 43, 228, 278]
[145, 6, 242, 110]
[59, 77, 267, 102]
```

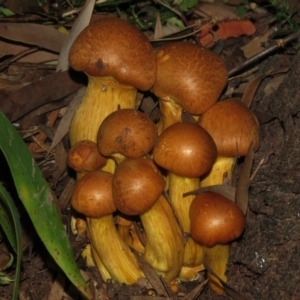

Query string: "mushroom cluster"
[67, 17, 259, 296]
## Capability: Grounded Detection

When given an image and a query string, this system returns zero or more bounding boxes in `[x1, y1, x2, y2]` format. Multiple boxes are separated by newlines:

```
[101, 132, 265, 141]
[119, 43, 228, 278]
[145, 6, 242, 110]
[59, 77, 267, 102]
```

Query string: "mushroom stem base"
[88, 215, 144, 284]
[141, 195, 184, 282]
[168, 174, 204, 267]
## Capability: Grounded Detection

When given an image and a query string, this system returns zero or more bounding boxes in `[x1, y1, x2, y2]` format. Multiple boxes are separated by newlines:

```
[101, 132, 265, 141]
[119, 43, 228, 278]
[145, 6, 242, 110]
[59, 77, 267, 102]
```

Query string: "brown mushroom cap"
[198, 98, 260, 157]
[152, 42, 228, 115]
[112, 158, 165, 215]
[97, 109, 158, 158]
[71, 170, 116, 218]
[68, 17, 156, 91]
[153, 122, 217, 177]
[67, 140, 107, 172]
[189, 191, 246, 247]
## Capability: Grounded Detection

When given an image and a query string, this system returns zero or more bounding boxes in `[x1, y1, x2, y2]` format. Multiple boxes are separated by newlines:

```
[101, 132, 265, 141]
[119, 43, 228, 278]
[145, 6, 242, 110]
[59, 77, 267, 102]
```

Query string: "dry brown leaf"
[57, 0, 95, 72]
[203, 260, 244, 300]
[181, 279, 208, 300]
[58, 177, 75, 210]
[133, 252, 170, 297]
[28, 110, 59, 153]
[47, 273, 65, 300]
[0, 23, 66, 53]
[154, 13, 164, 40]
[235, 145, 254, 215]
[4, 0, 41, 15]
[183, 185, 236, 202]
[1, 70, 84, 121]
[196, 1, 237, 20]
[0, 40, 58, 63]
[241, 67, 290, 107]
[51, 141, 68, 186]
[47, 88, 86, 154]
[263, 74, 286, 97]
[241, 28, 275, 58]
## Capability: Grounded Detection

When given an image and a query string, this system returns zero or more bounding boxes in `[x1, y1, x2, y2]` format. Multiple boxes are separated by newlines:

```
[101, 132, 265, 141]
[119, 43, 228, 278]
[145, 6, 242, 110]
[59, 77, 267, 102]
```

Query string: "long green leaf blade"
[0, 111, 92, 299]
[0, 184, 22, 300]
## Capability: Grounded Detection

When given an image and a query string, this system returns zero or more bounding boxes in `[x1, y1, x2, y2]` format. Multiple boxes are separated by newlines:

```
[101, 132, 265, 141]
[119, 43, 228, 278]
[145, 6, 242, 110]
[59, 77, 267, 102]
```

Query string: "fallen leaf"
[183, 185, 236, 202]
[133, 251, 170, 298]
[197, 19, 256, 48]
[181, 279, 208, 300]
[3, 0, 41, 15]
[241, 28, 275, 58]
[0, 23, 66, 53]
[235, 145, 254, 215]
[1, 70, 84, 121]
[57, 0, 96, 72]
[203, 260, 244, 300]
[47, 88, 86, 155]
[241, 67, 290, 107]
[196, 2, 237, 20]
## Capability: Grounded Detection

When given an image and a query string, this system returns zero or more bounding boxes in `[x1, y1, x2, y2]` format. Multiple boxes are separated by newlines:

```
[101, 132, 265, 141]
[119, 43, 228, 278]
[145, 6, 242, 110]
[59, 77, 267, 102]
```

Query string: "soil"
[228, 50, 300, 299]
[0, 2, 300, 300]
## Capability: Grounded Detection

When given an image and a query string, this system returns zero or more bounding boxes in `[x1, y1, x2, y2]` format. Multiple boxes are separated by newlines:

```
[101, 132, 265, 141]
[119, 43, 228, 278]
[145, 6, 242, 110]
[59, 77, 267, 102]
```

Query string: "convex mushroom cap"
[189, 191, 246, 247]
[71, 170, 116, 218]
[198, 98, 259, 156]
[67, 140, 107, 172]
[69, 17, 156, 91]
[97, 109, 158, 159]
[112, 158, 165, 215]
[152, 42, 228, 115]
[153, 122, 217, 177]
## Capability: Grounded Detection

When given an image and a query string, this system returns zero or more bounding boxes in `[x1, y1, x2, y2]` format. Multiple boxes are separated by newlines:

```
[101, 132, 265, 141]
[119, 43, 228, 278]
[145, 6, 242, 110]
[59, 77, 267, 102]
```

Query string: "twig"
[228, 31, 299, 77]
[0, 47, 38, 72]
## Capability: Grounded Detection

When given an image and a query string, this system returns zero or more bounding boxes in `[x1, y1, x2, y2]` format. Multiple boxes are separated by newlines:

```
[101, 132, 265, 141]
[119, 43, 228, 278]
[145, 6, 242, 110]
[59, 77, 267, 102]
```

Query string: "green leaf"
[0, 7, 15, 17]
[0, 185, 21, 299]
[0, 111, 92, 299]
[178, 0, 198, 12]
[166, 17, 185, 29]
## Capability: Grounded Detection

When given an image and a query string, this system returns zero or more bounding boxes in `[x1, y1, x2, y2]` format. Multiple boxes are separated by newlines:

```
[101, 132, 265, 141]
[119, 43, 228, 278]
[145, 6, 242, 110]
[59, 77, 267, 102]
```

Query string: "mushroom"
[189, 191, 246, 293]
[189, 191, 246, 247]
[97, 108, 157, 164]
[68, 18, 156, 282]
[69, 17, 156, 171]
[112, 157, 185, 282]
[198, 98, 260, 186]
[152, 42, 228, 133]
[71, 169, 144, 283]
[153, 122, 217, 278]
[197, 98, 259, 293]
[67, 140, 107, 175]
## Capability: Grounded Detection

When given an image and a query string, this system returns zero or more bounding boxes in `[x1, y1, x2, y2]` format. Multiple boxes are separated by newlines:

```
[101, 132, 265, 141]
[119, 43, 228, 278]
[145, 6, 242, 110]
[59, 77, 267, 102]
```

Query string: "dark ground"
[228, 50, 300, 299]
[1, 2, 300, 300]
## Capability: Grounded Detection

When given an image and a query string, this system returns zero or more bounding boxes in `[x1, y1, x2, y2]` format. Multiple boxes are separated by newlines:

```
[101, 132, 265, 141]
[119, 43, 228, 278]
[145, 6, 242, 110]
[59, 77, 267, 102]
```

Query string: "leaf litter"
[0, 0, 299, 299]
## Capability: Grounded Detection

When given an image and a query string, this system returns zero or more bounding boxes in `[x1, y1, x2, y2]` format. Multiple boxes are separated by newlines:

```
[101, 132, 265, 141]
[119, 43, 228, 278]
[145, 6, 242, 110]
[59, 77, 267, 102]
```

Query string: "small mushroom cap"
[71, 170, 116, 218]
[97, 109, 158, 158]
[69, 17, 156, 91]
[189, 191, 246, 247]
[67, 140, 107, 172]
[153, 122, 217, 177]
[198, 98, 260, 157]
[152, 42, 228, 115]
[112, 158, 165, 215]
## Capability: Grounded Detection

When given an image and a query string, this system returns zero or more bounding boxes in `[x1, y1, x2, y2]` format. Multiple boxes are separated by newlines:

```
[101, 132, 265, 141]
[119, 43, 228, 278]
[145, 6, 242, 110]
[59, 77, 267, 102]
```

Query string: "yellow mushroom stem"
[200, 156, 236, 294]
[69, 75, 137, 173]
[88, 215, 144, 284]
[200, 156, 236, 187]
[141, 194, 185, 282]
[157, 99, 182, 134]
[168, 174, 205, 278]
[117, 220, 145, 254]
[69, 76, 146, 283]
